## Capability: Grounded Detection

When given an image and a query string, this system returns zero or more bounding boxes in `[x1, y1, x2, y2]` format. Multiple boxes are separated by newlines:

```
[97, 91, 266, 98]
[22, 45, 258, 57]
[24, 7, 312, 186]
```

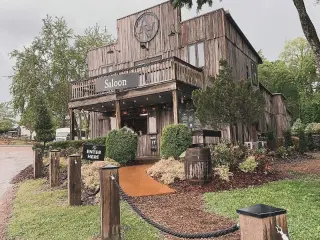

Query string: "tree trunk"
[292, 0, 320, 72]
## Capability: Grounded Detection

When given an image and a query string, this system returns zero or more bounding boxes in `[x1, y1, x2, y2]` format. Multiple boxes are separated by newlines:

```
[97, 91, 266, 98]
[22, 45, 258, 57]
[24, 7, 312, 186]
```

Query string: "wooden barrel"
[184, 147, 212, 184]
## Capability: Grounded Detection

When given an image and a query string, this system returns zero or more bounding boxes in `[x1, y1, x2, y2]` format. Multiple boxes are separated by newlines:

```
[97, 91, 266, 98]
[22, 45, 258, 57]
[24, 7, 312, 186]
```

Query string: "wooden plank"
[68, 154, 82, 206]
[172, 90, 179, 124]
[115, 100, 121, 129]
[50, 150, 60, 187]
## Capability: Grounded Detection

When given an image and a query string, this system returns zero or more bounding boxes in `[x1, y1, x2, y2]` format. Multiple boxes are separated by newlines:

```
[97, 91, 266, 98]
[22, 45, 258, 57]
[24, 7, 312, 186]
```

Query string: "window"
[188, 42, 205, 68]
[148, 110, 157, 134]
[251, 62, 258, 85]
[246, 65, 249, 79]
[101, 65, 113, 74]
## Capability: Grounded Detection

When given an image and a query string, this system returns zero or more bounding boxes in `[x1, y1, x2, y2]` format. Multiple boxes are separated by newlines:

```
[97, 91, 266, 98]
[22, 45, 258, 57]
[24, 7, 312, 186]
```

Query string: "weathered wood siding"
[224, 13, 260, 80]
[272, 94, 292, 138]
[87, 1, 181, 77]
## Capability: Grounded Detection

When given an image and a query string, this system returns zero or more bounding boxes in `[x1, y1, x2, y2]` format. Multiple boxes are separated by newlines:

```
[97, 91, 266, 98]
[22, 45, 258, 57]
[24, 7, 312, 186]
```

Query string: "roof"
[224, 11, 263, 64]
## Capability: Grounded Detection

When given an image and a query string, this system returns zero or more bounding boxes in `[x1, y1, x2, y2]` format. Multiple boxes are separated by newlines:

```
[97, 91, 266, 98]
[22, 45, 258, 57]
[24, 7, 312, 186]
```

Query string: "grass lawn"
[204, 177, 320, 240]
[7, 179, 160, 240]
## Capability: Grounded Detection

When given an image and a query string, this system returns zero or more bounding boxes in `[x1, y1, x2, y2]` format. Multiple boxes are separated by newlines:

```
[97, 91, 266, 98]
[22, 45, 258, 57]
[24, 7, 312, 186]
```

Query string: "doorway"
[121, 116, 148, 135]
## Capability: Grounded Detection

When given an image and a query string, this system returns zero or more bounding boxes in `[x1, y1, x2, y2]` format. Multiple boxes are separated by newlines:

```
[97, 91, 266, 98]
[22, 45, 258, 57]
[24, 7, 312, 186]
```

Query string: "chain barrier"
[110, 175, 240, 239]
[276, 225, 289, 240]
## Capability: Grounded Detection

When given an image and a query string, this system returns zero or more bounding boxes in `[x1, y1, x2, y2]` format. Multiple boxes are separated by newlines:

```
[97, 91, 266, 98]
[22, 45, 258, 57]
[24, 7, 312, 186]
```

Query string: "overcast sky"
[0, 0, 319, 103]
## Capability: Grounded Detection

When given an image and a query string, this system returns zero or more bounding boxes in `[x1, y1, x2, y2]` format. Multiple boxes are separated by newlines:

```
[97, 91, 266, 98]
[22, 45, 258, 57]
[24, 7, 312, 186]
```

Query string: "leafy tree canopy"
[0, 102, 16, 133]
[192, 60, 265, 130]
[10, 16, 114, 131]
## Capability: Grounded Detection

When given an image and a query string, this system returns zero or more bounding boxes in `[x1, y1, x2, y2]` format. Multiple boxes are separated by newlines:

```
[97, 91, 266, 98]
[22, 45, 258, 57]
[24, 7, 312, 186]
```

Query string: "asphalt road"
[0, 146, 33, 200]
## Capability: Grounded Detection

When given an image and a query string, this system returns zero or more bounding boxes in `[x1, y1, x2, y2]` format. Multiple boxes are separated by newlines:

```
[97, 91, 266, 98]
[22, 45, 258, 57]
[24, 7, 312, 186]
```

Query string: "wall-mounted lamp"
[140, 42, 149, 50]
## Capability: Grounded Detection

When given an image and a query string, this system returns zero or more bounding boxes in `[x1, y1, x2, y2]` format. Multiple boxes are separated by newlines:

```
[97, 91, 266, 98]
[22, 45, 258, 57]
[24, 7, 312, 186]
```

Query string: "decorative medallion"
[134, 12, 159, 43]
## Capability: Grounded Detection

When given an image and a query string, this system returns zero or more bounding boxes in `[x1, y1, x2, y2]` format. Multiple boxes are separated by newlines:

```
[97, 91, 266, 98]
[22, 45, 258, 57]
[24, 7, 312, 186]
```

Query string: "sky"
[0, 0, 319, 103]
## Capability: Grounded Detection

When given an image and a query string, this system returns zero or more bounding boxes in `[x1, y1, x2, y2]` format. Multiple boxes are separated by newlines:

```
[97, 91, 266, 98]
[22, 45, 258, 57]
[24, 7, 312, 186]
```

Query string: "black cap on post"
[237, 204, 286, 219]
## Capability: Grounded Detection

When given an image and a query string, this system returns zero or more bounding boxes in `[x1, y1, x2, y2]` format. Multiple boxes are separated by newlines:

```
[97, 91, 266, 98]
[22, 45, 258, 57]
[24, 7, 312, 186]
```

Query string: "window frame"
[187, 41, 205, 68]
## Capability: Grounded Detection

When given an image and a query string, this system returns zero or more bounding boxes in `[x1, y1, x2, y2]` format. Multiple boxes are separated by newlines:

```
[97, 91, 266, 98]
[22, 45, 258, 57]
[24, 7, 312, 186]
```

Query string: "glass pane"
[148, 116, 157, 133]
[197, 42, 204, 67]
[110, 117, 117, 130]
[188, 44, 196, 67]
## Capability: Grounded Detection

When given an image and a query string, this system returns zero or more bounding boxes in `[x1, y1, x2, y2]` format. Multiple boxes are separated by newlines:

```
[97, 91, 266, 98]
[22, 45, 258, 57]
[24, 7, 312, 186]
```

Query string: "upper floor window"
[188, 42, 205, 68]
[251, 62, 258, 85]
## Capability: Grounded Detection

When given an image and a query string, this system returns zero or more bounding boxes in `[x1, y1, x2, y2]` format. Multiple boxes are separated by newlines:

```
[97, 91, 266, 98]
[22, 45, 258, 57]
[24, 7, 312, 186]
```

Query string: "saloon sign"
[82, 144, 106, 161]
[95, 73, 140, 93]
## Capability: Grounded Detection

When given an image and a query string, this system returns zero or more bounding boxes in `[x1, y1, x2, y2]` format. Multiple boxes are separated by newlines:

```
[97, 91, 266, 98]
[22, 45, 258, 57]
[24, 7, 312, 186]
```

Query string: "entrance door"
[121, 116, 148, 136]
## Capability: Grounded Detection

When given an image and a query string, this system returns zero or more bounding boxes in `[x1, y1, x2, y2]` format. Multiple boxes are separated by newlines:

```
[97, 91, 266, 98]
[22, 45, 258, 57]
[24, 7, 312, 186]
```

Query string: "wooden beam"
[172, 90, 179, 124]
[68, 94, 116, 109]
[117, 81, 177, 100]
[33, 148, 43, 179]
[50, 150, 60, 187]
[100, 165, 121, 240]
[115, 100, 121, 129]
[68, 154, 82, 206]
[69, 109, 75, 140]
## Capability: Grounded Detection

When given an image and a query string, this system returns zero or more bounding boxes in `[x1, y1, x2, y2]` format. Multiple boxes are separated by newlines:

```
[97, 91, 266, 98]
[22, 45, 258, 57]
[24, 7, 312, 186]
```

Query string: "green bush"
[291, 118, 305, 136]
[160, 124, 192, 159]
[298, 130, 307, 154]
[283, 129, 293, 148]
[307, 132, 315, 151]
[105, 127, 138, 164]
[210, 143, 236, 168]
[239, 156, 257, 173]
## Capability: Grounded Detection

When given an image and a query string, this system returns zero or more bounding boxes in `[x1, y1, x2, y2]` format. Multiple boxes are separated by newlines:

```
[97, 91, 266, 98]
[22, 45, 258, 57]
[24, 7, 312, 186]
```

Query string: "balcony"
[69, 57, 204, 101]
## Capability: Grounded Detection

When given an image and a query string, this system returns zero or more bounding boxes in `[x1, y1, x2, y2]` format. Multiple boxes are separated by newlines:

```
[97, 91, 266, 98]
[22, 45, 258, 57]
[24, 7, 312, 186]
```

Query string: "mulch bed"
[10, 165, 34, 184]
[170, 170, 292, 195]
[131, 193, 240, 240]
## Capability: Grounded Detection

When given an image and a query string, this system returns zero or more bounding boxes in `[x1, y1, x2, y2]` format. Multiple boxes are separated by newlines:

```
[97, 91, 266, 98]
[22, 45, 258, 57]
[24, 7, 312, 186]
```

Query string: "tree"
[192, 60, 265, 140]
[169, 0, 320, 72]
[0, 102, 16, 133]
[259, 38, 320, 123]
[10, 16, 114, 136]
[34, 96, 54, 145]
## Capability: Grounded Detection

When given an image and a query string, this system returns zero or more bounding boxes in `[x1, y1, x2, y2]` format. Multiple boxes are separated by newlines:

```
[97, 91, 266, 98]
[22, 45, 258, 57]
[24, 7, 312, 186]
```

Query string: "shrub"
[147, 158, 185, 184]
[239, 156, 257, 173]
[307, 132, 315, 151]
[298, 130, 307, 154]
[214, 165, 233, 182]
[105, 127, 138, 164]
[276, 146, 288, 158]
[210, 143, 236, 168]
[291, 118, 305, 136]
[291, 136, 300, 152]
[283, 129, 293, 148]
[160, 124, 192, 159]
[81, 158, 120, 190]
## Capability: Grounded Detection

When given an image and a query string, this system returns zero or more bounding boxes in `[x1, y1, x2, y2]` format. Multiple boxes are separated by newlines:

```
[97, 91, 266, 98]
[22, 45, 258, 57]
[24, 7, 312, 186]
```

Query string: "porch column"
[172, 90, 179, 124]
[69, 108, 75, 140]
[115, 100, 121, 129]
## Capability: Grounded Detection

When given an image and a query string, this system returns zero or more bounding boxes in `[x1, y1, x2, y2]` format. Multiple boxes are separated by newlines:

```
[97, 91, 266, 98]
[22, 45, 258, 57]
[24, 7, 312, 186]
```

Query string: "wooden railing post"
[100, 165, 121, 240]
[50, 150, 61, 187]
[33, 148, 43, 179]
[68, 154, 82, 206]
[172, 90, 179, 124]
[237, 204, 289, 240]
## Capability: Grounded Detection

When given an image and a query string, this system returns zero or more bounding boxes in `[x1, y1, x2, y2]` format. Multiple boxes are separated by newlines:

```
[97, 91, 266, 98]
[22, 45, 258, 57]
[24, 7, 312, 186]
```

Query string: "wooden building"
[68, 1, 291, 159]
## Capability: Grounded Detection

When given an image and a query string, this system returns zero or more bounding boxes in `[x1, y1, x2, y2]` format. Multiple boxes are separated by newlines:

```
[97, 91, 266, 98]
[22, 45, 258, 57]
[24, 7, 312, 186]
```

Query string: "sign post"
[82, 144, 106, 161]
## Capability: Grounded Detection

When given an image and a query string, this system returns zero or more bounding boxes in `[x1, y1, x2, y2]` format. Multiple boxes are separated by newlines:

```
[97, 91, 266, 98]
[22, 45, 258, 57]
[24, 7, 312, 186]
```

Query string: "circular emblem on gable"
[134, 12, 159, 43]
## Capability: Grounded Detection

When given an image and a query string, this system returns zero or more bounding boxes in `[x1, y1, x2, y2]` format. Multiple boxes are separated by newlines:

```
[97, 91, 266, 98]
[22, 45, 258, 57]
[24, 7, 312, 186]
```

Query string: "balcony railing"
[69, 57, 204, 101]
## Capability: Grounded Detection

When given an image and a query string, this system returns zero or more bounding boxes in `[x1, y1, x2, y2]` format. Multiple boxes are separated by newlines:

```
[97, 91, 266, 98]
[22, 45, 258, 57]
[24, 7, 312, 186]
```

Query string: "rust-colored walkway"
[119, 164, 175, 197]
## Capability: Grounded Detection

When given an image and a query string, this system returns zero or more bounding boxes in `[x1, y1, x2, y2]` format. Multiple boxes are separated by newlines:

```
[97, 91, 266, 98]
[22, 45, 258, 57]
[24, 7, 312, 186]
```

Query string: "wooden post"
[115, 100, 121, 130]
[237, 204, 289, 240]
[172, 90, 179, 124]
[33, 148, 43, 179]
[70, 108, 75, 140]
[50, 150, 61, 187]
[68, 154, 82, 206]
[100, 165, 121, 240]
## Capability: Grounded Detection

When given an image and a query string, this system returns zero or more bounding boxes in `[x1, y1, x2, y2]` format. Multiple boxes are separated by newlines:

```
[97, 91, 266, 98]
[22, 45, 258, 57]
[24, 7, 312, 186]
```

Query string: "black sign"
[95, 73, 140, 93]
[150, 135, 157, 152]
[82, 144, 106, 161]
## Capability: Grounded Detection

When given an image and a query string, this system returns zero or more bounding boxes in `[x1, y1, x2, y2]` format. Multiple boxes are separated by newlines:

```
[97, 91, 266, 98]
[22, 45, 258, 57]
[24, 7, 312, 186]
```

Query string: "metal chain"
[111, 175, 240, 239]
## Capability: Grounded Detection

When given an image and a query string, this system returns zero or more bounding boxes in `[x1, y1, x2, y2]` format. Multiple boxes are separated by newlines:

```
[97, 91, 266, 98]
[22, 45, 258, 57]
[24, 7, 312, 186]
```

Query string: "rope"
[111, 176, 240, 239]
